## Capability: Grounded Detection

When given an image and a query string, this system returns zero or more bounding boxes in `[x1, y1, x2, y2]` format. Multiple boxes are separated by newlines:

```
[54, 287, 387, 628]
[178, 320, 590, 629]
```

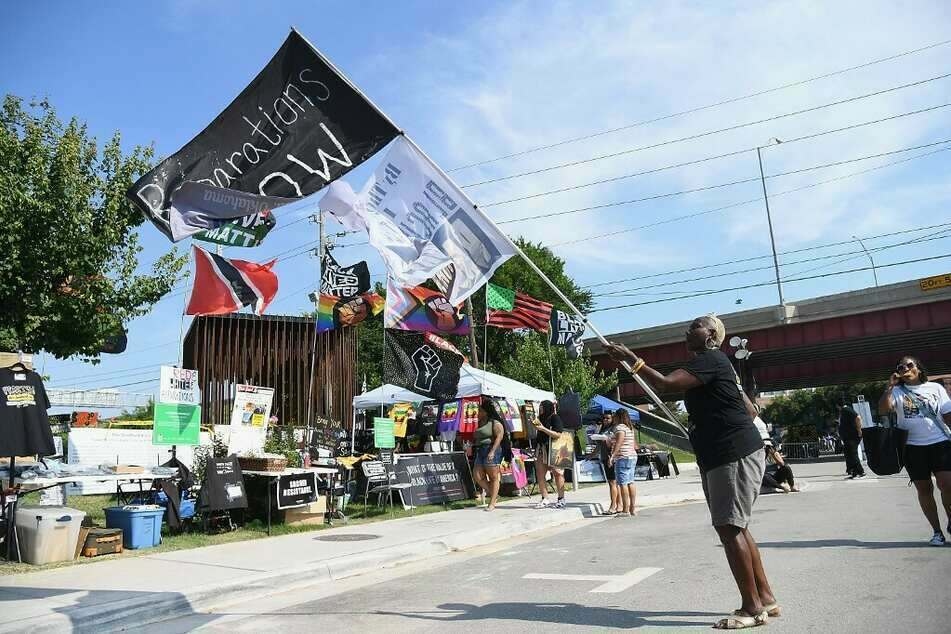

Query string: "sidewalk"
[0, 471, 705, 633]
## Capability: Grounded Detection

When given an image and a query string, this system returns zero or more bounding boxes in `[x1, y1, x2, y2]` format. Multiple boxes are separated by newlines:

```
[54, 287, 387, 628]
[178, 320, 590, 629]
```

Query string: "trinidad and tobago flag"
[185, 245, 278, 315]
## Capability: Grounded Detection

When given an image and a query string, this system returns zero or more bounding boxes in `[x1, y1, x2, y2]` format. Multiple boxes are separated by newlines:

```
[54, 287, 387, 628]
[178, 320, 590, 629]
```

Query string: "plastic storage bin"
[104, 506, 165, 549]
[15, 505, 87, 565]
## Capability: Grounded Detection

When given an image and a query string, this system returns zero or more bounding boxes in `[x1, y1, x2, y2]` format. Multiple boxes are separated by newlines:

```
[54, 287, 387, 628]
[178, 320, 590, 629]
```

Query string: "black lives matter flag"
[549, 309, 587, 359]
[383, 330, 463, 401]
[321, 250, 370, 298]
[128, 29, 399, 241]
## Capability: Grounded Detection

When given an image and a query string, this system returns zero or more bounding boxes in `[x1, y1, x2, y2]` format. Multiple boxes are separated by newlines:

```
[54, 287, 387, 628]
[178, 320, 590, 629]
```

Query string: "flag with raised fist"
[383, 330, 463, 401]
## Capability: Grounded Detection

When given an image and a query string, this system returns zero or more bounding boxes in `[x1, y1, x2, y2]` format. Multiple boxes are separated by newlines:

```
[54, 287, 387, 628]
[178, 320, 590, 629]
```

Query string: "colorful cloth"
[316, 292, 384, 333]
[459, 397, 480, 434]
[384, 280, 470, 335]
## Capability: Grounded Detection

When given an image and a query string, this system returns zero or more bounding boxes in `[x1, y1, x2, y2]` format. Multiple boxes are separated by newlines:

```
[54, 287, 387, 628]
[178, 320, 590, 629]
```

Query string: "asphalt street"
[152, 463, 950, 633]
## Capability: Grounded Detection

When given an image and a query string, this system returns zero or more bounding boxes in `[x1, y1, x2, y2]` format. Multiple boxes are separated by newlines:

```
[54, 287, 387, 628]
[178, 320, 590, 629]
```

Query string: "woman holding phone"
[878, 355, 951, 546]
[532, 400, 567, 509]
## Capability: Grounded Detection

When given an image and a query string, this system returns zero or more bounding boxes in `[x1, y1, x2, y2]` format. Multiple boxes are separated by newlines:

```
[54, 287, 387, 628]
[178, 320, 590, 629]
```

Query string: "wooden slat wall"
[183, 314, 357, 428]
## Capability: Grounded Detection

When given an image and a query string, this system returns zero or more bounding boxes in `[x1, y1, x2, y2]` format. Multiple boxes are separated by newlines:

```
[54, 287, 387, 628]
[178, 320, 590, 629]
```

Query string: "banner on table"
[320, 136, 515, 305]
[316, 292, 384, 333]
[321, 251, 371, 298]
[167, 181, 288, 244]
[392, 452, 476, 505]
[384, 280, 470, 335]
[152, 402, 201, 446]
[276, 472, 317, 509]
[550, 309, 586, 359]
[128, 30, 399, 241]
[383, 330, 463, 401]
[186, 246, 279, 316]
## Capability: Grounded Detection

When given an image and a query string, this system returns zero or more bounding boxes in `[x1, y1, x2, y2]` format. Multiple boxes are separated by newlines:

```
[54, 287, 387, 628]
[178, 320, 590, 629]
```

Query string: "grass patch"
[636, 429, 695, 466]
[0, 491, 487, 575]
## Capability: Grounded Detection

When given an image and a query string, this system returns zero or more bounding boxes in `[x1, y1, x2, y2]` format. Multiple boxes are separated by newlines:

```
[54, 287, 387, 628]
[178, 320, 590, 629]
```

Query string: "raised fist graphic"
[425, 296, 460, 332]
[411, 345, 443, 392]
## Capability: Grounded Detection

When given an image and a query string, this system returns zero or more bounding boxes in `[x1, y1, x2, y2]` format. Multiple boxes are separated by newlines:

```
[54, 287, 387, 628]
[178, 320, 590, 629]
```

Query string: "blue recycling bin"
[104, 506, 165, 549]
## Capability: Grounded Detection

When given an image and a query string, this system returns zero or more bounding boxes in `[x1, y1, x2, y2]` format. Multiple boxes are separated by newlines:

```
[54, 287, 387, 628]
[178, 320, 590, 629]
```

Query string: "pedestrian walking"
[608, 408, 639, 516]
[838, 402, 865, 478]
[878, 356, 951, 546]
[532, 400, 567, 509]
[472, 398, 505, 512]
[606, 314, 778, 629]
[598, 411, 622, 515]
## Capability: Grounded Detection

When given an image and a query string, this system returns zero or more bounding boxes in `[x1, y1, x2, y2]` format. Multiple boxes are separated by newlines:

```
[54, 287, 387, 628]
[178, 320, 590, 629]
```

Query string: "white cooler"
[15, 505, 87, 565]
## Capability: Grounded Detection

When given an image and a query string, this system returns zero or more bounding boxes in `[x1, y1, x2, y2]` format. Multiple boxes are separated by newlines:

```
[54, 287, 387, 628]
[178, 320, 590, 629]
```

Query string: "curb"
[3, 493, 704, 632]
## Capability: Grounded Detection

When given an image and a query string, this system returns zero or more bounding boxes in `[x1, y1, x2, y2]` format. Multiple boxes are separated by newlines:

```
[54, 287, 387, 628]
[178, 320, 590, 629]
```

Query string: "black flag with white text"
[128, 30, 399, 240]
[321, 251, 371, 299]
[549, 309, 586, 359]
[383, 330, 463, 401]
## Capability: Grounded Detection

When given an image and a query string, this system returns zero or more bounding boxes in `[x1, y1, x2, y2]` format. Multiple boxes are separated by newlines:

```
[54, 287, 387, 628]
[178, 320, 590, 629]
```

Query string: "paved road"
[154, 463, 950, 633]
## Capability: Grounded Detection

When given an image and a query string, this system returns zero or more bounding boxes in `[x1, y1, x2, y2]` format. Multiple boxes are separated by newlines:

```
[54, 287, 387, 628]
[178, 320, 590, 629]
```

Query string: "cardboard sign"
[275, 472, 317, 510]
[228, 384, 274, 456]
[160, 366, 200, 405]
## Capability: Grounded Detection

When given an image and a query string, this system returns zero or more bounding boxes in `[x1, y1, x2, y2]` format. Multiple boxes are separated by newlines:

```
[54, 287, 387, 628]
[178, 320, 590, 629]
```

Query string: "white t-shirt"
[891, 382, 951, 446]
[752, 416, 773, 446]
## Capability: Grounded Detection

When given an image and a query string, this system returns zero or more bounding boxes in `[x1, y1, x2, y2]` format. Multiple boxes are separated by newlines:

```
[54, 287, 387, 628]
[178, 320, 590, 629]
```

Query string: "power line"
[552, 145, 951, 249]
[487, 119, 951, 210]
[54, 377, 158, 391]
[583, 220, 951, 290]
[461, 75, 951, 188]
[494, 138, 951, 224]
[447, 38, 951, 172]
[595, 229, 951, 298]
[590, 252, 951, 312]
[48, 360, 174, 386]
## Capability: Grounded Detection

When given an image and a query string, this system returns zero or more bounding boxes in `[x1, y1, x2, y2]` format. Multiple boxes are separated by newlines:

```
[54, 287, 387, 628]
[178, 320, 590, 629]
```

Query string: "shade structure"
[586, 394, 641, 421]
[352, 365, 555, 409]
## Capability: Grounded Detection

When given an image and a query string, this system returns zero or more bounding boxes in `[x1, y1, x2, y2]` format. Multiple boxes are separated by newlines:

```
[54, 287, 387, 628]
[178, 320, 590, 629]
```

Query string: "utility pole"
[465, 297, 480, 368]
[756, 143, 784, 307]
[852, 234, 879, 287]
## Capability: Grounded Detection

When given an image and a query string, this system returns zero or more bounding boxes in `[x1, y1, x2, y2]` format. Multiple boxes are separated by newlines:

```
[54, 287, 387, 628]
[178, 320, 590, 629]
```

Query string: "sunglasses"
[896, 362, 916, 372]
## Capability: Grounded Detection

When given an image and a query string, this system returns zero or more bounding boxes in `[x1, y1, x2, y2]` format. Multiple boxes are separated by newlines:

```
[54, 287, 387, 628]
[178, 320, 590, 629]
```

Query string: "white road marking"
[523, 567, 663, 593]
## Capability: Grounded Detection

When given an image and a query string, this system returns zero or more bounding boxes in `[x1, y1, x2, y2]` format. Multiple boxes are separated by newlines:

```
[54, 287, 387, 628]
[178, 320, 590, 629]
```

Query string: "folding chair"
[362, 460, 414, 514]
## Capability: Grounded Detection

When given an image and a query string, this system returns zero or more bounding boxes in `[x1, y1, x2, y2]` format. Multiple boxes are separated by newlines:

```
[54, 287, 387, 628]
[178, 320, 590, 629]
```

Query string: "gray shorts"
[700, 450, 765, 528]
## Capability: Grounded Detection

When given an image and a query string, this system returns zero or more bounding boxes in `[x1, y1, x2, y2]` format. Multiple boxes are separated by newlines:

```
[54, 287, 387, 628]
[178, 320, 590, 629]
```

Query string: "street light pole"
[756, 145, 784, 307]
[852, 234, 879, 287]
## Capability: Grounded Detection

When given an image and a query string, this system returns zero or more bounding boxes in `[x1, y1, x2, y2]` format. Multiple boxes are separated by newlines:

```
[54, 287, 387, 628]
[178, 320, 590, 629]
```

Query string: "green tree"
[0, 96, 187, 360]
[761, 381, 888, 431]
[497, 331, 616, 404]
[114, 398, 155, 421]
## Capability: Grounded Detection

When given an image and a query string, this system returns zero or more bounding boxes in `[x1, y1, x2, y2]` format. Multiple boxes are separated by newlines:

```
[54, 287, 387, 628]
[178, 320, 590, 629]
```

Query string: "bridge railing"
[782, 442, 820, 461]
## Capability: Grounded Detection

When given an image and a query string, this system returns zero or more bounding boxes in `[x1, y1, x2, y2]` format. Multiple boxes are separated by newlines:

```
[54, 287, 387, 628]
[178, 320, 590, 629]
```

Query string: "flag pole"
[289, 28, 685, 435]
[399, 134, 686, 435]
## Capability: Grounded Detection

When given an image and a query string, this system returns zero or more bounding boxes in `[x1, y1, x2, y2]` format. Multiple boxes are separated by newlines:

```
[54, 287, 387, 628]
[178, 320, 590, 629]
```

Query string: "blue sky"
[2, 1, 950, 412]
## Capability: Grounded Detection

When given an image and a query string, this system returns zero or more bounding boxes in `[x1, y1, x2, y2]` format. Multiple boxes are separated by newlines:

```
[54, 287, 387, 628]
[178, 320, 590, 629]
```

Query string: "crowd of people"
[466, 310, 951, 629]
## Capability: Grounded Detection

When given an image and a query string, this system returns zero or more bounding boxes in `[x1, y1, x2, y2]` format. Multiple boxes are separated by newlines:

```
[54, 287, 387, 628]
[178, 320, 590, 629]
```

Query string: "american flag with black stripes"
[487, 291, 553, 333]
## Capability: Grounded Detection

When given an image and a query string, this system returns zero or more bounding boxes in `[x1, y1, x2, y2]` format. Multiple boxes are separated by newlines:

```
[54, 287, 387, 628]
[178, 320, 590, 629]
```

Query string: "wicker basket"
[238, 456, 287, 473]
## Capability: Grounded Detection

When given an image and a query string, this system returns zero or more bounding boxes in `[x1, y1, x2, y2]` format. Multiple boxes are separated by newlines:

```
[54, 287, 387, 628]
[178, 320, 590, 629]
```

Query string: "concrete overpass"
[589, 276, 951, 402]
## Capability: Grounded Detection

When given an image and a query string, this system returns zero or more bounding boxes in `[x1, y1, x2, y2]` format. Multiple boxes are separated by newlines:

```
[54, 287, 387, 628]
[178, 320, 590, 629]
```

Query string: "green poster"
[374, 417, 396, 449]
[153, 402, 201, 446]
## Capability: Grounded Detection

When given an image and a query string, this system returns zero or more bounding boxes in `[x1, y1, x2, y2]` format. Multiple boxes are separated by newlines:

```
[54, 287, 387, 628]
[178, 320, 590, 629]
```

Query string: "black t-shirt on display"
[838, 407, 860, 440]
[0, 367, 55, 457]
[535, 413, 564, 449]
[682, 350, 763, 471]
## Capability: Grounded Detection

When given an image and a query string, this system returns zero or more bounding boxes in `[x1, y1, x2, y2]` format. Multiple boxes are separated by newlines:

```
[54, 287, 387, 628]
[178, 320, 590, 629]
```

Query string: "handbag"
[862, 424, 908, 476]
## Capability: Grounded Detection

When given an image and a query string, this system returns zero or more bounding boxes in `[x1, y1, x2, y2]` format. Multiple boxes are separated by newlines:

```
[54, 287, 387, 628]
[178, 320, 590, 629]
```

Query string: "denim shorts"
[475, 446, 502, 466]
[615, 457, 636, 485]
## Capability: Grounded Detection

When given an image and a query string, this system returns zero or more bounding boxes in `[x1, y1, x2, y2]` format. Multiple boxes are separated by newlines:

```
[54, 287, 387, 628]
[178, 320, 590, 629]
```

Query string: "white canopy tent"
[352, 365, 555, 409]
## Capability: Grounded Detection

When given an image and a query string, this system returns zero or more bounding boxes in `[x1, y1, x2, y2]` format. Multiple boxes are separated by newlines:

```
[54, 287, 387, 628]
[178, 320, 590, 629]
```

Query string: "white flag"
[319, 136, 515, 305]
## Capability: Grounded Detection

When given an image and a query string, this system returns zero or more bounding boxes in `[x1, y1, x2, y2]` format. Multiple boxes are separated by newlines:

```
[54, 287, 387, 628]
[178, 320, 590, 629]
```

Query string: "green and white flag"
[486, 283, 515, 311]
